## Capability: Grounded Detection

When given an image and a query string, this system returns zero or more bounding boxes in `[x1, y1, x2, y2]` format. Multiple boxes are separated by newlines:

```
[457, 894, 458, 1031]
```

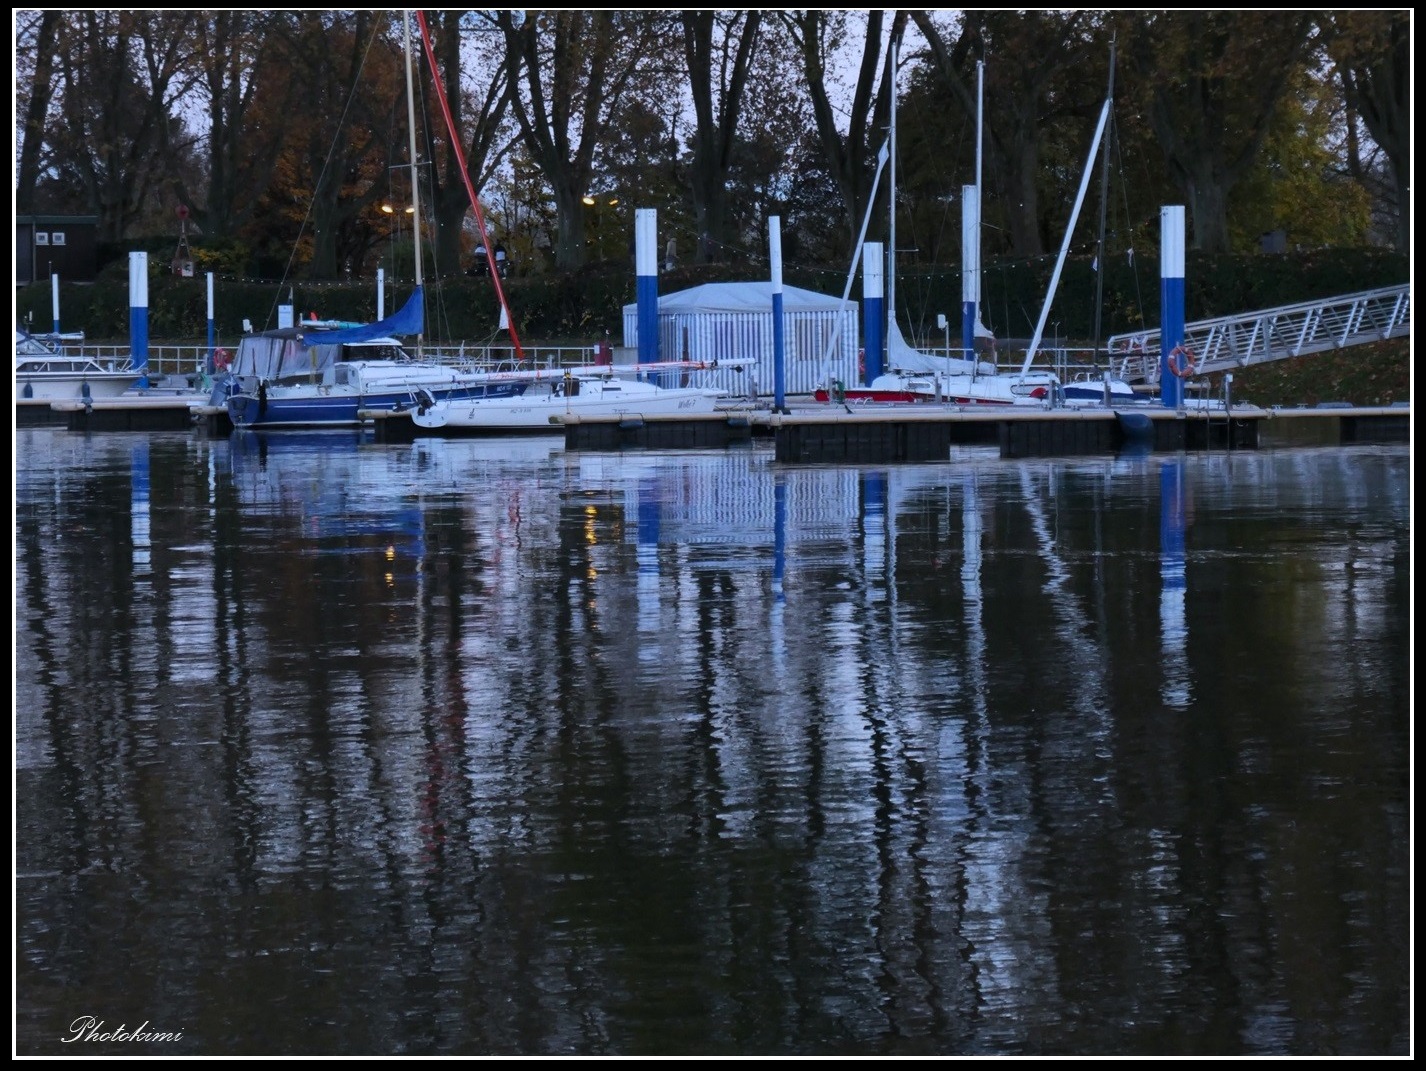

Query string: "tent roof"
[623, 281, 852, 315]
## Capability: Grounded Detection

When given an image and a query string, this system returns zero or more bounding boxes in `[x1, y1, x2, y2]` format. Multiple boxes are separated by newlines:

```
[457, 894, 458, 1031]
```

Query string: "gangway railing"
[1107, 284, 1410, 384]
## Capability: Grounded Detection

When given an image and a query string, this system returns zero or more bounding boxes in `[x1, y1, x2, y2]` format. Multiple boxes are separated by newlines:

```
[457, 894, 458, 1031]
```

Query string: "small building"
[621, 281, 859, 396]
[17, 215, 99, 284]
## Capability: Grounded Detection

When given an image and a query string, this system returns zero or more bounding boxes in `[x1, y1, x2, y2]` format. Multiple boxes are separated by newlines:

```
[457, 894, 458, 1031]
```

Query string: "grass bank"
[1206, 337, 1410, 408]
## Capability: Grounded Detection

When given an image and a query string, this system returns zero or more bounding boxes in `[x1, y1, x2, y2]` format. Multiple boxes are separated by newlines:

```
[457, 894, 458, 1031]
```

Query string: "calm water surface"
[13, 428, 1410, 1056]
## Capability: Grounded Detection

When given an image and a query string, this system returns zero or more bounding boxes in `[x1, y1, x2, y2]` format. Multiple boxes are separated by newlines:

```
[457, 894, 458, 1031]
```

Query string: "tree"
[15, 11, 63, 214]
[1224, 64, 1373, 250]
[1321, 11, 1410, 252]
[781, 10, 902, 251]
[49, 11, 199, 242]
[170, 12, 295, 242]
[495, 11, 667, 271]
[412, 11, 517, 279]
[1120, 11, 1316, 253]
[277, 11, 398, 280]
[912, 10, 1106, 260]
[681, 11, 764, 264]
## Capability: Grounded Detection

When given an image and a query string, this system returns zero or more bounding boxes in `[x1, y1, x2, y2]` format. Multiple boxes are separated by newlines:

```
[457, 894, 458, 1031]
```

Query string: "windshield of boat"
[230, 335, 410, 380]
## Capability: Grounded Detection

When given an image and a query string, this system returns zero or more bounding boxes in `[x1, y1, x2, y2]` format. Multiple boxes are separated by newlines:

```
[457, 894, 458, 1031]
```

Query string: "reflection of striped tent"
[621, 282, 859, 396]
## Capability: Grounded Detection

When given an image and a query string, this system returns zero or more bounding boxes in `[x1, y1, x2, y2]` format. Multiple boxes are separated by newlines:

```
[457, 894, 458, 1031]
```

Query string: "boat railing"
[919, 344, 1129, 383]
[32, 342, 603, 380]
[419, 344, 596, 372]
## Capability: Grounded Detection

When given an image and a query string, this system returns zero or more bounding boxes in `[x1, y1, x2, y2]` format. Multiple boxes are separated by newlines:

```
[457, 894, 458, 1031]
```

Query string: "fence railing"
[38, 339, 1143, 395]
[36, 342, 603, 380]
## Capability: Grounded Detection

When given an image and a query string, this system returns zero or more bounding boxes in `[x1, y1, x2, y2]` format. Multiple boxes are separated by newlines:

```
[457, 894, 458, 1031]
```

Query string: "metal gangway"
[1106, 284, 1410, 384]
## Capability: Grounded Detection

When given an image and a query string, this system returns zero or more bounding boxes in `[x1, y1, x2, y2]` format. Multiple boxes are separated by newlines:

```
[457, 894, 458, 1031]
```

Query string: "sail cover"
[299, 286, 423, 347]
[886, 319, 995, 376]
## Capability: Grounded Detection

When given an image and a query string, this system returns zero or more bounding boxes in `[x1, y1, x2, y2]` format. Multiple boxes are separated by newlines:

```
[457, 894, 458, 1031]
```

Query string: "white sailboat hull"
[411, 373, 729, 433]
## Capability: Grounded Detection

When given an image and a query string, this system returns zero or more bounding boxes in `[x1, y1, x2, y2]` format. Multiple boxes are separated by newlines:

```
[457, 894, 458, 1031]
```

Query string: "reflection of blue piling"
[863, 471, 886, 523]
[1159, 459, 1190, 708]
[637, 482, 660, 567]
[773, 478, 786, 602]
[1160, 462, 1186, 570]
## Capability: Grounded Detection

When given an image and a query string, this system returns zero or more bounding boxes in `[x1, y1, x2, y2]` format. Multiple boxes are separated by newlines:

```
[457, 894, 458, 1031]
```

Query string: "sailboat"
[825, 42, 1060, 407]
[1014, 37, 1141, 408]
[396, 13, 728, 435]
[831, 38, 1142, 408]
[408, 361, 729, 433]
[224, 12, 496, 429]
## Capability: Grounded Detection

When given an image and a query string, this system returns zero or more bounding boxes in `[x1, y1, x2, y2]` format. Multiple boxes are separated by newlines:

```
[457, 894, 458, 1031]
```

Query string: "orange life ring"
[1167, 343, 1197, 378]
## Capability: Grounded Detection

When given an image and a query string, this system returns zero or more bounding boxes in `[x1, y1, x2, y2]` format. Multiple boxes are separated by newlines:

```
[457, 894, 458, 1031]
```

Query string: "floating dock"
[761, 404, 1278, 461]
[561, 402, 1408, 460]
[32, 395, 204, 432]
[24, 396, 1408, 461]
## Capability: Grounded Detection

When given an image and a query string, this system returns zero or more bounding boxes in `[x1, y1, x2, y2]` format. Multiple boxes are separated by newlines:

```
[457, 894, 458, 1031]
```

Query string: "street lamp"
[583, 193, 620, 261]
[380, 202, 415, 280]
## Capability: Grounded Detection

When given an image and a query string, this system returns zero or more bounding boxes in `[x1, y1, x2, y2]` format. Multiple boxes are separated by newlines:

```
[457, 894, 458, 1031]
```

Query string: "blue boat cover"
[299, 286, 423, 348]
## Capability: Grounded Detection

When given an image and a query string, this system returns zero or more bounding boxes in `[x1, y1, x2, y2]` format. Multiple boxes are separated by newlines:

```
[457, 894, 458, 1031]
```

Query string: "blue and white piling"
[769, 215, 787, 412]
[863, 242, 884, 383]
[129, 251, 149, 389]
[1160, 206, 1186, 409]
[635, 208, 659, 380]
[51, 273, 61, 335]
[961, 185, 979, 358]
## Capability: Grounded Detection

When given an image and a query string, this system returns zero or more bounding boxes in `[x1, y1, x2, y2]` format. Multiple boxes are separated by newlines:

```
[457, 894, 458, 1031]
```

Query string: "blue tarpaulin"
[299, 286, 423, 347]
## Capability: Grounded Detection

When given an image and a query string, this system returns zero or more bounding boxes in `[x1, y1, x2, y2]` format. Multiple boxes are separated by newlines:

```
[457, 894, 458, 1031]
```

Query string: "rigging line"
[267, 14, 385, 332]
[1090, 36, 1117, 359]
[1112, 126, 1150, 338]
[414, 9, 525, 361]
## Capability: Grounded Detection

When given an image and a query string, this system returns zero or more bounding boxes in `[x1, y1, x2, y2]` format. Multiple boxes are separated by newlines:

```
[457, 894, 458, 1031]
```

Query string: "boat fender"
[1168, 344, 1197, 378]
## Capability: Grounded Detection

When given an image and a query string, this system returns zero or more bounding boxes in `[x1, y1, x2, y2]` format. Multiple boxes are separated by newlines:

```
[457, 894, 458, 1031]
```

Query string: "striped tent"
[621, 282, 859, 396]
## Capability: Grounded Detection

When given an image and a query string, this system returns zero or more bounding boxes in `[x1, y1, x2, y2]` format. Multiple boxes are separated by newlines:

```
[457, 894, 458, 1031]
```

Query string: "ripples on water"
[14, 430, 1410, 1056]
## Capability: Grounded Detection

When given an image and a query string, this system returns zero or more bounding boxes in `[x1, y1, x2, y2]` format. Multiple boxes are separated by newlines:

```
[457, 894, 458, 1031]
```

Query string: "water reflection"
[1160, 461, 1191, 708]
[14, 431, 1410, 1056]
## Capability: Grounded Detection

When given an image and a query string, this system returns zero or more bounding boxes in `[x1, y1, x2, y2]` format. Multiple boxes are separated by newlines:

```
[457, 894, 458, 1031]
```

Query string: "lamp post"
[381, 202, 415, 281]
[583, 193, 620, 261]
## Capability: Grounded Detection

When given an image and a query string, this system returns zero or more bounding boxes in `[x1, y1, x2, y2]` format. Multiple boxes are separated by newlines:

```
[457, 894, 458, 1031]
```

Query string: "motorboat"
[15, 328, 141, 401]
[222, 312, 511, 429]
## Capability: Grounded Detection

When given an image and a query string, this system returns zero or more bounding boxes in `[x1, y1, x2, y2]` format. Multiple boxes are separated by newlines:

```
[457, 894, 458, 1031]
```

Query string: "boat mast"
[968, 57, 984, 371]
[887, 33, 898, 349]
[1019, 64, 1113, 378]
[402, 11, 423, 357]
[1090, 37, 1117, 362]
[412, 11, 526, 361]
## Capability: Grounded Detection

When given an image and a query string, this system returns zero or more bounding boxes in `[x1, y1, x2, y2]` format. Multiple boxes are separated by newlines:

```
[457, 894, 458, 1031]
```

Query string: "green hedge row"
[16, 248, 1408, 347]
